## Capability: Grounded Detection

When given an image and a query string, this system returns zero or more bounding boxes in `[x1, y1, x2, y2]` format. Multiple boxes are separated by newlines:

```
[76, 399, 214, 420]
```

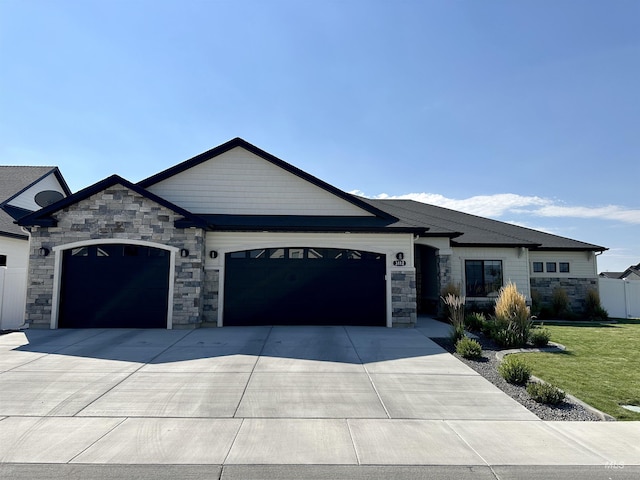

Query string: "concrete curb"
[496, 343, 616, 422]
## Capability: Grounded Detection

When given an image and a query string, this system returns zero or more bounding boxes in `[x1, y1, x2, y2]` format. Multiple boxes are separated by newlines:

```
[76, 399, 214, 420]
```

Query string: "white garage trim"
[51, 239, 179, 329]
[210, 245, 392, 328]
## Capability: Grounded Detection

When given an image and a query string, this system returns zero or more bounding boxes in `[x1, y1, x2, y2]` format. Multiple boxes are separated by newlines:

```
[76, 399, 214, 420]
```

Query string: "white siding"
[0, 237, 29, 329]
[529, 251, 597, 278]
[451, 246, 531, 299]
[146, 147, 373, 216]
[7, 172, 67, 211]
[0, 236, 29, 271]
[415, 237, 451, 251]
[205, 231, 413, 269]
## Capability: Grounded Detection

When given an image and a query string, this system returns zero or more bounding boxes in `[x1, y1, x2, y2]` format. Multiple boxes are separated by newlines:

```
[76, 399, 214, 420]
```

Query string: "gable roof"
[138, 137, 394, 220]
[18, 174, 207, 229]
[599, 271, 624, 279]
[0, 166, 72, 239]
[363, 198, 607, 251]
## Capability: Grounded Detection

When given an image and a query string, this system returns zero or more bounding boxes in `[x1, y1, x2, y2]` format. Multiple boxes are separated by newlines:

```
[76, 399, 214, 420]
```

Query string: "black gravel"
[432, 334, 602, 421]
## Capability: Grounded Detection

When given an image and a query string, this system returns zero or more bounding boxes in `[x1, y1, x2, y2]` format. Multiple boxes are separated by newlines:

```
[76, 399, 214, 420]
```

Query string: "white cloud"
[350, 190, 640, 224]
[534, 204, 640, 224]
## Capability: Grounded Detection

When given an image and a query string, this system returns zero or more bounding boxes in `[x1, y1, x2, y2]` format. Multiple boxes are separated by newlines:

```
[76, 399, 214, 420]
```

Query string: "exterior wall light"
[209, 250, 218, 259]
[180, 248, 189, 258]
[39, 247, 50, 257]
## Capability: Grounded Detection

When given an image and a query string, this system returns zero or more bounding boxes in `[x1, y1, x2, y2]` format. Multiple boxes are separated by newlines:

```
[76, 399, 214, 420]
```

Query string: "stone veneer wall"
[530, 277, 599, 314]
[202, 269, 220, 326]
[26, 184, 205, 329]
[436, 253, 453, 316]
[437, 254, 452, 295]
[391, 270, 417, 327]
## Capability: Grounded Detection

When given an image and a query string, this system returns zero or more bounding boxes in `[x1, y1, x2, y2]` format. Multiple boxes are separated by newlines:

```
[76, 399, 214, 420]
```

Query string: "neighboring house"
[599, 263, 640, 281]
[0, 166, 71, 329]
[17, 138, 606, 329]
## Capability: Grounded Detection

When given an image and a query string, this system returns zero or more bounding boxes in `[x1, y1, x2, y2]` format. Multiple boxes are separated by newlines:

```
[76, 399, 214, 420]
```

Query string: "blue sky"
[1, 0, 638, 273]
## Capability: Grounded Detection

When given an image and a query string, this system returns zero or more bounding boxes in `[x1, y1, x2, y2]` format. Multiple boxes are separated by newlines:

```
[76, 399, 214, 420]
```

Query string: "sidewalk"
[0, 324, 638, 470]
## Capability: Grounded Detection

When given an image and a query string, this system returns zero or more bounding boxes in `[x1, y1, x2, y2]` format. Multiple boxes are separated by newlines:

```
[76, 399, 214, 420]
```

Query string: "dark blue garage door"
[224, 247, 386, 326]
[58, 244, 170, 328]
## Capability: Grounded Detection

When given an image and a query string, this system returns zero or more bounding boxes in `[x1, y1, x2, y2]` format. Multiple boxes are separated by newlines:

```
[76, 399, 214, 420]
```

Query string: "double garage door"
[224, 247, 386, 326]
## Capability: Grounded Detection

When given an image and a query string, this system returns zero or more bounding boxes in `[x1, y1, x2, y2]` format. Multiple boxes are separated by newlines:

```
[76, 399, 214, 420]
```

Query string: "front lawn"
[511, 319, 640, 421]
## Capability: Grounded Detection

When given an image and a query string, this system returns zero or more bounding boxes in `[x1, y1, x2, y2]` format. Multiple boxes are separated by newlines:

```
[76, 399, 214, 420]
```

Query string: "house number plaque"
[393, 252, 406, 266]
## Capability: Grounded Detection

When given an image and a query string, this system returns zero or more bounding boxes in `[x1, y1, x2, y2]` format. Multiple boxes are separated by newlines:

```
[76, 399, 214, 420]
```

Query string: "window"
[465, 260, 503, 297]
[268, 248, 286, 259]
[546, 262, 557, 273]
[0, 254, 6, 267]
[288, 248, 305, 259]
[532, 262, 543, 273]
[559, 262, 570, 273]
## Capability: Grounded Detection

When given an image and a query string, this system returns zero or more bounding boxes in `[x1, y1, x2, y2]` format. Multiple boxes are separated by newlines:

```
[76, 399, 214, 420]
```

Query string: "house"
[599, 263, 640, 281]
[0, 166, 71, 329]
[17, 138, 606, 329]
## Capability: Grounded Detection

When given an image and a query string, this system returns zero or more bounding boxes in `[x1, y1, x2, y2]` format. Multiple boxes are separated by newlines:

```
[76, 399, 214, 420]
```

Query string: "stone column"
[391, 270, 417, 327]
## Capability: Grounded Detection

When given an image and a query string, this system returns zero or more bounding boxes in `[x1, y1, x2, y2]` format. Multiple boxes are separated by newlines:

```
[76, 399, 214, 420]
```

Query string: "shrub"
[465, 312, 486, 332]
[498, 355, 531, 385]
[442, 293, 466, 343]
[480, 317, 497, 336]
[493, 326, 521, 348]
[527, 382, 566, 405]
[551, 287, 570, 318]
[455, 337, 483, 359]
[492, 282, 532, 347]
[529, 327, 551, 347]
[584, 289, 609, 321]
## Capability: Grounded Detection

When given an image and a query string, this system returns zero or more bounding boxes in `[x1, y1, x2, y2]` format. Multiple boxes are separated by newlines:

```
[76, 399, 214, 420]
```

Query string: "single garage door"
[224, 247, 386, 326]
[58, 244, 170, 328]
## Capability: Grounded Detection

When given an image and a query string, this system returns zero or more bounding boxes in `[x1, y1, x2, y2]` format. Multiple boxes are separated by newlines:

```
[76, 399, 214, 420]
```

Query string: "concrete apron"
[0, 326, 638, 467]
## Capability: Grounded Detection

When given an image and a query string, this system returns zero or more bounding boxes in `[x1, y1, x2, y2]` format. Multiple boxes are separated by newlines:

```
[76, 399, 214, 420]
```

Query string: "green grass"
[511, 319, 640, 421]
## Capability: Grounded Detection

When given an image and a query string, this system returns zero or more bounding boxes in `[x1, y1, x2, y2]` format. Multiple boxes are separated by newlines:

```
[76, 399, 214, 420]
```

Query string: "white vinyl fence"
[0, 267, 28, 330]
[599, 277, 640, 319]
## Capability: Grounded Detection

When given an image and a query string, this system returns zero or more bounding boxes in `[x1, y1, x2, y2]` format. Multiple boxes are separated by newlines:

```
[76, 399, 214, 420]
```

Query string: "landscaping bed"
[433, 333, 602, 421]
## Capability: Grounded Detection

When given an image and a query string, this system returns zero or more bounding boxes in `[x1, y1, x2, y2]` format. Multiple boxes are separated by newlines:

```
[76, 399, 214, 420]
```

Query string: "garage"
[223, 247, 386, 326]
[58, 244, 171, 328]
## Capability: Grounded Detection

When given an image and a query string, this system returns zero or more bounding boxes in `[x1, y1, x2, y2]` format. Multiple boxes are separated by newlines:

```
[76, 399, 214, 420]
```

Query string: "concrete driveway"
[1, 320, 639, 472]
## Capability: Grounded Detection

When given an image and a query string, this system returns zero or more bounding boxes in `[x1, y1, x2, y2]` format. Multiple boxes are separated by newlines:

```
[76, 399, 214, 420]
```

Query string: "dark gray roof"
[363, 198, 606, 251]
[0, 166, 58, 203]
[0, 166, 63, 239]
[599, 271, 624, 279]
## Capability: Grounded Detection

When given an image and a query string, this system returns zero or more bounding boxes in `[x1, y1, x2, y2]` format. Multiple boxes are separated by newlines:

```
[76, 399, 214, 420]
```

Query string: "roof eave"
[18, 175, 205, 230]
[210, 226, 426, 234]
[0, 230, 29, 240]
[530, 246, 608, 253]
